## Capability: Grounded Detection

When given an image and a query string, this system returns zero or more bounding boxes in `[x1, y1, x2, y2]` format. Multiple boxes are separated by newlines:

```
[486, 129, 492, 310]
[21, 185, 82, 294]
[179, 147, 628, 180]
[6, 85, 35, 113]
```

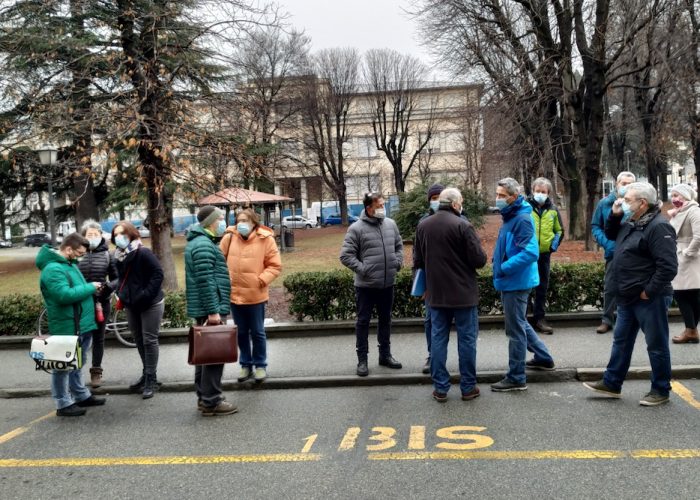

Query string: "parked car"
[280, 216, 318, 229]
[323, 214, 359, 226]
[136, 225, 150, 238]
[24, 233, 52, 247]
[0, 239, 12, 248]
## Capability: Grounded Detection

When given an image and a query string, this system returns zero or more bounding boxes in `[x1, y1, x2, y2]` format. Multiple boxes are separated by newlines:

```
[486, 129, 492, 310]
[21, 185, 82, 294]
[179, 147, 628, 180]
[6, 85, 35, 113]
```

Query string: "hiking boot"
[129, 375, 145, 393]
[422, 357, 431, 375]
[639, 391, 670, 407]
[142, 374, 157, 400]
[672, 328, 700, 344]
[596, 323, 612, 334]
[378, 355, 402, 369]
[583, 380, 621, 398]
[526, 359, 556, 371]
[534, 320, 554, 334]
[237, 367, 252, 382]
[461, 387, 481, 401]
[90, 367, 103, 388]
[356, 360, 369, 377]
[254, 367, 267, 382]
[432, 390, 448, 403]
[490, 378, 527, 392]
[201, 400, 238, 417]
[76, 396, 106, 407]
[56, 403, 86, 417]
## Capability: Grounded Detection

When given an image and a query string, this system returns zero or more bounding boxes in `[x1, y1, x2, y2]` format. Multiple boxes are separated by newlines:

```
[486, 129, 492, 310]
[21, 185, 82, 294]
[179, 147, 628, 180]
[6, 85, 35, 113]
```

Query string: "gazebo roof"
[198, 187, 293, 206]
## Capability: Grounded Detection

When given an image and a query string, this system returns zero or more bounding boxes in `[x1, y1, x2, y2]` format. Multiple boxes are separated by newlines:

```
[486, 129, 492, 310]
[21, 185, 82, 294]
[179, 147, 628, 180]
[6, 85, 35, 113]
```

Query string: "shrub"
[284, 263, 606, 321]
[163, 290, 191, 328]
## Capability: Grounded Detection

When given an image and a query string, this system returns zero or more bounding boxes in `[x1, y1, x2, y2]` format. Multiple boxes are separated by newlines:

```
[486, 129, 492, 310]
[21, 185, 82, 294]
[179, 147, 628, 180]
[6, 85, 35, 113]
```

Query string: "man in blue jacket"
[491, 178, 555, 392]
[591, 171, 636, 333]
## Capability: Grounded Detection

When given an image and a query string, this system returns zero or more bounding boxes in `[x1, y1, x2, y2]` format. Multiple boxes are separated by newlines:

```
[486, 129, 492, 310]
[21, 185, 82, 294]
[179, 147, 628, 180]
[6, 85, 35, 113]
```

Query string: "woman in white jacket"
[669, 184, 700, 344]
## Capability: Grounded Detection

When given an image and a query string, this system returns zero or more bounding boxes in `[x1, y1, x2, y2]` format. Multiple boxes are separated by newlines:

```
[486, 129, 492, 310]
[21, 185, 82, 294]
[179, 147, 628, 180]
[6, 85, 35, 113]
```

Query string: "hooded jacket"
[36, 245, 97, 335]
[605, 207, 677, 304]
[492, 196, 540, 292]
[414, 206, 487, 307]
[185, 224, 231, 317]
[339, 210, 403, 289]
[78, 238, 118, 303]
[592, 192, 617, 260]
[220, 224, 281, 305]
[527, 196, 564, 254]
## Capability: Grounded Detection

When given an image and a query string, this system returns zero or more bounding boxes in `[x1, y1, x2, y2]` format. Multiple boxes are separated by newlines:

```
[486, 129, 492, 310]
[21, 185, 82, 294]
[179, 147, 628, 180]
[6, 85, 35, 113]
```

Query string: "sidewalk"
[3, 321, 699, 398]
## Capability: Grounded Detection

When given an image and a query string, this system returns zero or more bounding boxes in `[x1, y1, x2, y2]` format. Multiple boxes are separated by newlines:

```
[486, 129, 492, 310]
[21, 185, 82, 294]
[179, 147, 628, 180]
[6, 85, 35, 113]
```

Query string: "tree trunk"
[73, 169, 99, 227]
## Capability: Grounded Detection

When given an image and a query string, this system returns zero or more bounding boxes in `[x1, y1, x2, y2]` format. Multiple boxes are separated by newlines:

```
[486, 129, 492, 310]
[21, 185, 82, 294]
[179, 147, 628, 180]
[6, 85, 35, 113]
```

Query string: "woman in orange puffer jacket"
[220, 208, 282, 383]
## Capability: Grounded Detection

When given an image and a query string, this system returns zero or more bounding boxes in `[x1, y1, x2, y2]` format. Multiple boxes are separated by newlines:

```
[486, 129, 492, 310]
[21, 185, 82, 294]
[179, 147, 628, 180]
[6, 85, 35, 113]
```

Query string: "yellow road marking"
[0, 453, 322, 468]
[671, 381, 700, 411]
[368, 449, 700, 461]
[0, 411, 55, 446]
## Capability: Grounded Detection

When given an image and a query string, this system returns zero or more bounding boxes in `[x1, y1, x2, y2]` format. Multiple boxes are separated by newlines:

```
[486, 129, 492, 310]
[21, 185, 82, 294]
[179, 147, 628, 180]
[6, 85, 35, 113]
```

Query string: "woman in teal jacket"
[185, 206, 237, 417]
[36, 233, 106, 416]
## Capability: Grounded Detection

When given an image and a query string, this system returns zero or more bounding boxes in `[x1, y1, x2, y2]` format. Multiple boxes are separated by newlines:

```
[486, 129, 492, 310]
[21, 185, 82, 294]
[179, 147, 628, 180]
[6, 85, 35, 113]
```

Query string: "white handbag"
[29, 335, 82, 371]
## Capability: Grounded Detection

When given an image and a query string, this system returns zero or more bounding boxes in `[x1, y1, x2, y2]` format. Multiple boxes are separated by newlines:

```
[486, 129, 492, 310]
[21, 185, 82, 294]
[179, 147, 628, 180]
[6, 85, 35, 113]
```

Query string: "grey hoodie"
[339, 210, 403, 288]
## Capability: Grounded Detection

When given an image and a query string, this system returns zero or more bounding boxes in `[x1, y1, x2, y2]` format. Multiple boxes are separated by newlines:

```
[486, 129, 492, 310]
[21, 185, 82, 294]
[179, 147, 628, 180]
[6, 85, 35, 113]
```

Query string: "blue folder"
[411, 268, 426, 297]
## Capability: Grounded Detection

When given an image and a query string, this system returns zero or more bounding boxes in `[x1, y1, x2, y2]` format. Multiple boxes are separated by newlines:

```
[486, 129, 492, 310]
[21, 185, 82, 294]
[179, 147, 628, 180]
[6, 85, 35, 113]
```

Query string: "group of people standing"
[36, 206, 280, 417]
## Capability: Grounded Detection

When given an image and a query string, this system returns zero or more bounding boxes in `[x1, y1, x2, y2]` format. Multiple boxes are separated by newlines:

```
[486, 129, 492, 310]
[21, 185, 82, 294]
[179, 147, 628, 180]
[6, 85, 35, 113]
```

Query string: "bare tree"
[299, 48, 360, 225]
[363, 49, 436, 193]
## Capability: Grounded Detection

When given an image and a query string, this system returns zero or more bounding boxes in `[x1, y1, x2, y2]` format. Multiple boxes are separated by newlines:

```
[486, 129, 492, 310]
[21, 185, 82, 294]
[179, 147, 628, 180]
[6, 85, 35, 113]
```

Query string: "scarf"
[114, 239, 143, 262]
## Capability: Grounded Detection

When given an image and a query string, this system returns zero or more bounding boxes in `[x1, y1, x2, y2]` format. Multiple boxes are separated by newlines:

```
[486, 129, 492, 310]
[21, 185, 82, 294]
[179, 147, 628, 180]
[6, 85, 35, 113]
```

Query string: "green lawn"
[0, 230, 349, 296]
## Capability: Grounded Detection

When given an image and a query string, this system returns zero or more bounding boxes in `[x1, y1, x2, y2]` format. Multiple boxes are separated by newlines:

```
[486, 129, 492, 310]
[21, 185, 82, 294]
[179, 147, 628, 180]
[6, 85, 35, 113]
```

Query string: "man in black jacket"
[414, 187, 488, 402]
[584, 182, 677, 406]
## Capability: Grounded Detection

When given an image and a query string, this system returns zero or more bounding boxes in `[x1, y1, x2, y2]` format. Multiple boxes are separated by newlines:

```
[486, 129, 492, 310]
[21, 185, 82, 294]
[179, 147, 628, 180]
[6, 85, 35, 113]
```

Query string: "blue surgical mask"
[237, 222, 251, 237]
[215, 220, 226, 237]
[88, 238, 101, 250]
[533, 193, 548, 205]
[496, 199, 508, 210]
[115, 234, 129, 249]
[618, 186, 628, 197]
[430, 200, 440, 212]
[621, 201, 634, 222]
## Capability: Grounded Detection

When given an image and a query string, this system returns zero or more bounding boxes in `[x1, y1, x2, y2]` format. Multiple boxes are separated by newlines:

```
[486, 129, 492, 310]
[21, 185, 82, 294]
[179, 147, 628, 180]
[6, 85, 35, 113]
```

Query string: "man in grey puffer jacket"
[340, 192, 404, 377]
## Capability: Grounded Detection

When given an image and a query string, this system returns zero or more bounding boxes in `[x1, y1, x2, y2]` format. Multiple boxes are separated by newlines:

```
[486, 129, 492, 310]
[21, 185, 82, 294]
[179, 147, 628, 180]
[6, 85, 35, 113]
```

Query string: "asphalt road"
[1, 380, 699, 499]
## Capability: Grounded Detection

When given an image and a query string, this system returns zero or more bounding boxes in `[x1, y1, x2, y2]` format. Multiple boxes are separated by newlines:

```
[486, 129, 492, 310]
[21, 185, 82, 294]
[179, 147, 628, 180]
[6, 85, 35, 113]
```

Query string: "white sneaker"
[254, 367, 267, 382]
[237, 367, 251, 382]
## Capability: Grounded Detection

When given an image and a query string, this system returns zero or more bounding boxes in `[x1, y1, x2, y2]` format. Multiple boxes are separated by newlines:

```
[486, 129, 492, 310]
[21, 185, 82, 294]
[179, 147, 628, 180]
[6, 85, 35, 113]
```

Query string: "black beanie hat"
[197, 205, 220, 225]
[427, 183, 445, 201]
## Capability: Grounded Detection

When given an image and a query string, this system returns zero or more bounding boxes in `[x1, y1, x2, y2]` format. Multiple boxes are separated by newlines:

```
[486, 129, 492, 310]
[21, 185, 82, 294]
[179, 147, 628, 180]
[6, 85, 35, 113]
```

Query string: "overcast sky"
[278, 0, 450, 81]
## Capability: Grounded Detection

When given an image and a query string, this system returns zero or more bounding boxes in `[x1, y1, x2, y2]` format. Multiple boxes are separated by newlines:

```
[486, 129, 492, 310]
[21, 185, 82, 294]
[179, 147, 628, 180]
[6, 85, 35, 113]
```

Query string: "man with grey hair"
[414, 187, 487, 402]
[491, 178, 555, 392]
[591, 171, 636, 333]
[584, 182, 677, 406]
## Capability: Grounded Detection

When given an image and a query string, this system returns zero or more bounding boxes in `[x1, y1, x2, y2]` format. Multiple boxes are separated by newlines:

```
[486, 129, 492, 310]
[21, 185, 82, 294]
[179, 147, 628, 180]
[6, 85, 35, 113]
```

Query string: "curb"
[2, 366, 698, 399]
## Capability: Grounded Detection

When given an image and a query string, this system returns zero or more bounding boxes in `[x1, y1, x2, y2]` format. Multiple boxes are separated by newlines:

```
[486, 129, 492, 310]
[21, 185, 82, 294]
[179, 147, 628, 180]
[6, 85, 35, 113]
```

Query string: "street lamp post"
[37, 146, 58, 246]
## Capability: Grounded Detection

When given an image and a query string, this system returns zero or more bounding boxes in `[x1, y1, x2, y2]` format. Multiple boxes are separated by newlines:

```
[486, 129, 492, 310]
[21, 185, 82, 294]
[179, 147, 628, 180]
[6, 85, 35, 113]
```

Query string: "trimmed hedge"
[0, 291, 190, 336]
[283, 263, 605, 321]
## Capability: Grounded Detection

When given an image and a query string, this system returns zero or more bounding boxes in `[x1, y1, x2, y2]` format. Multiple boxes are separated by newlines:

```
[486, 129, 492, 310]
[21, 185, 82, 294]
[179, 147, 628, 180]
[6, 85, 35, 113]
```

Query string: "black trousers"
[532, 251, 551, 322]
[193, 317, 226, 407]
[674, 289, 700, 329]
[355, 286, 394, 360]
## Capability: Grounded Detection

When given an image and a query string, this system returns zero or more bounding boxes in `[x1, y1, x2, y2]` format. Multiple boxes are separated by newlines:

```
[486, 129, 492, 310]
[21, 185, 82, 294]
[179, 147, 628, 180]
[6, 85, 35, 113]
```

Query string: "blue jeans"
[430, 306, 479, 394]
[603, 294, 673, 396]
[232, 302, 267, 368]
[502, 290, 553, 384]
[51, 333, 93, 410]
[424, 298, 432, 356]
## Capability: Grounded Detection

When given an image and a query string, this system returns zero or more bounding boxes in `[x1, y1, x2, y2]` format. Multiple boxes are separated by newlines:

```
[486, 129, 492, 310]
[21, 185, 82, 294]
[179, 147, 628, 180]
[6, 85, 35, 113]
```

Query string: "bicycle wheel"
[107, 304, 137, 348]
[36, 308, 49, 335]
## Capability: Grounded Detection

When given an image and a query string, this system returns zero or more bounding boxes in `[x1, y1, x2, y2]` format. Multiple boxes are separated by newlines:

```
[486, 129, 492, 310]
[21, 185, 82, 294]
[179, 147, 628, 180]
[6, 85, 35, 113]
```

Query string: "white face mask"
[373, 208, 386, 219]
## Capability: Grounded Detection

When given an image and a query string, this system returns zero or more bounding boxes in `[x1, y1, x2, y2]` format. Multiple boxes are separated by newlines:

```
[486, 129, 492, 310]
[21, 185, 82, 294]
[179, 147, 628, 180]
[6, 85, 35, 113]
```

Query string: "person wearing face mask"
[491, 178, 555, 392]
[35, 233, 106, 416]
[414, 188, 487, 402]
[584, 182, 677, 406]
[78, 220, 119, 389]
[340, 192, 404, 377]
[667, 184, 700, 344]
[591, 171, 636, 334]
[414, 183, 444, 374]
[185, 206, 237, 416]
[220, 208, 281, 383]
[526, 178, 564, 335]
[112, 220, 165, 399]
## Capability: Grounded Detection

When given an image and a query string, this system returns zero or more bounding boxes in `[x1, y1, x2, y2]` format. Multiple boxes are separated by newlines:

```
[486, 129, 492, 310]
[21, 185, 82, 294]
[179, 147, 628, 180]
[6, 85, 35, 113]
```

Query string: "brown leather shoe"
[596, 323, 612, 334]
[90, 367, 103, 388]
[535, 320, 554, 334]
[672, 328, 700, 344]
